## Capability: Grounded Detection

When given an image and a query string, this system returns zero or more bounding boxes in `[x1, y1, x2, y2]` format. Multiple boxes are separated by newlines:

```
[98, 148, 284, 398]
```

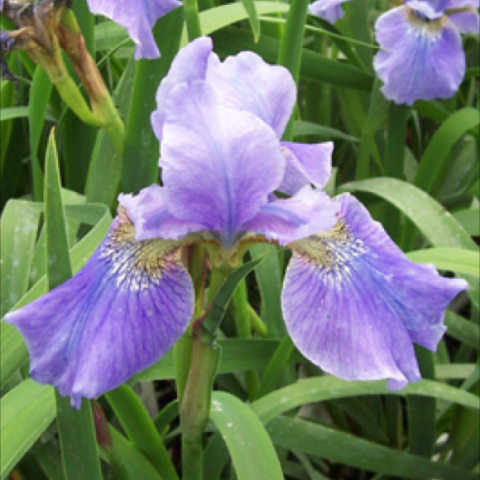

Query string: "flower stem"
[180, 330, 220, 480]
[183, 0, 203, 40]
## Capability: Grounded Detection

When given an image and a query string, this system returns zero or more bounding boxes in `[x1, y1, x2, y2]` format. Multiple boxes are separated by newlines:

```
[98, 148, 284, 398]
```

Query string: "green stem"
[55, 75, 105, 126]
[180, 334, 220, 480]
[277, 0, 309, 141]
[183, 0, 203, 40]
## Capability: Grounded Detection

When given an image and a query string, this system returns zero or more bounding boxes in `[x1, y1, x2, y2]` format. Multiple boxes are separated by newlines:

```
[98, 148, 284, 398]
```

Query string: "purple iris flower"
[374, 0, 480, 105]
[85, 0, 181, 59]
[5, 38, 468, 407]
[309, 0, 353, 23]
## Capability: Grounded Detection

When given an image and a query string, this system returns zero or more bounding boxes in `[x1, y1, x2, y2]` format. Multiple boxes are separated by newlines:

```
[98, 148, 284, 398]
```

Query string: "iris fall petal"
[282, 194, 468, 388]
[5, 208, 194, 407]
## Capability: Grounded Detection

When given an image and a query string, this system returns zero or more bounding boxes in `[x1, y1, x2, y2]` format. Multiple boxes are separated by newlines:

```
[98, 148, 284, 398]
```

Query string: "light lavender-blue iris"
[309, 0, 353, 23]
[86, 0, 181, 59]
[5, 37, 468, 407]
[374, 0, 479, 105]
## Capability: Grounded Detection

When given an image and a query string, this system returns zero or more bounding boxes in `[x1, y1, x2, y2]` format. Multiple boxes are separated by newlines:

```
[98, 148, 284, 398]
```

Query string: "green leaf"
[250, 245, 285, 338]
[293, 120, 359, 143]
[252, 377, 480, 423]
[134, 338, 304, 382]
[414, 108, 480, 195]
[266, 416, 477, 480]
[44, 130, 103, 480]
[106, 385, 179, 480]
[121, 8, 184, 194]
[85, 57, 135, 206]
[212, 27, 374, 91]
[180, 1, 290, 46]
[406, 248, 480, 277]
[453, 208, 480, 237]
[29, 67, 53, 201]
[202, 255, 266, 338]
[340, 178, 477, 251]
[106, 428, 165, 480]
[0, 381, 55, 480]
[210, 391, 284, 480]
[445, 311, 480, 350]
[0, 200, 42, 317]
[0, 106, 56, 123]
[240, 0, 260, 41]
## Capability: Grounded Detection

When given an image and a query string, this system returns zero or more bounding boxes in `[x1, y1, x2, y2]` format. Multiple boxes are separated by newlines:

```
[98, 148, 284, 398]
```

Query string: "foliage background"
[1, 0, 479, 479]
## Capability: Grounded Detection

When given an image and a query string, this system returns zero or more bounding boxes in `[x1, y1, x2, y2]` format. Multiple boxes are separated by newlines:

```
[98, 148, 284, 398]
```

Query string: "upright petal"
[309, 0, 352, 23]
[5, 208, 194, 407]
[444, 0, 480, 34]
[161, 80, 286, 244]
[151, 37, 213, 143]
[243, 187, 338, 245]
[119, 185, 206, 241]
[86, 0, 181, 59]
[374, 7, 465, 105]
[206, 51, 296, 138]
[279, 141, 333, 195]
[282, 194, 467, 388]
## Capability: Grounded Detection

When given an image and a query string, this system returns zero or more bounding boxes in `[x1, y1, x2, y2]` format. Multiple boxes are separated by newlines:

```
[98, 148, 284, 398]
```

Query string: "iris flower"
[6, 38, 468, 407]
[309, 0, 352, 23]
[85, 0, 181, 59]
[374, 0, 480, 105]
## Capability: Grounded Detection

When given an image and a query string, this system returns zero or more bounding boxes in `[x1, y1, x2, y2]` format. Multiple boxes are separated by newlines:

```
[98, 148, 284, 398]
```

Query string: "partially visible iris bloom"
[6, 37, 468, 407]
[309, 0, 353, 23]
[85, 0, 181, 59]
[374, 0, 480, 105]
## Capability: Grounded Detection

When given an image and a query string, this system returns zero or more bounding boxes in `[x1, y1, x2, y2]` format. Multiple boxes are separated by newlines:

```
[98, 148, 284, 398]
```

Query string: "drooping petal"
[86, 0, 180, 59]
[119, 185, 206, 241]
[243, 187, 338, 245]
[282, 194, 468, 388]
[151, 37, 213, 143]
[309, 0, 352, 23]
[161, 80, 286, 244]
[279, 141, 333, 195]
[206, 51, 296, 139]
[373, 6, 465, 105]
[5, 208, 194, 407]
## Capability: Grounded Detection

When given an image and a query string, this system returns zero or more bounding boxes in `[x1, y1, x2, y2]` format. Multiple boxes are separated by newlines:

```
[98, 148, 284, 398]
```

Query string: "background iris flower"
[85, 0, 181, 58]
[308, 0, 353, 23]
[6, 37, 468, 408]
[374, 0, 480, 105]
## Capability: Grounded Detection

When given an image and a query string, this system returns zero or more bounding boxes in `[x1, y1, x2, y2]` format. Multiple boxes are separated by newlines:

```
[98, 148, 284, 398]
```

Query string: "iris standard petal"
[206, 51, 296, 139]
[279, 141, 333, 195]
[309, 0, 352, 23]
[282, 194, 468, 388]
[5, 208, 194, 407]
[86, 0, 181, 59]
[374, 6, 465, 105]
[161, 80, 286, 243]
[119, 185, 206, 241]
[243, 187, 338, 245]
[151, 37, 213, 143]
